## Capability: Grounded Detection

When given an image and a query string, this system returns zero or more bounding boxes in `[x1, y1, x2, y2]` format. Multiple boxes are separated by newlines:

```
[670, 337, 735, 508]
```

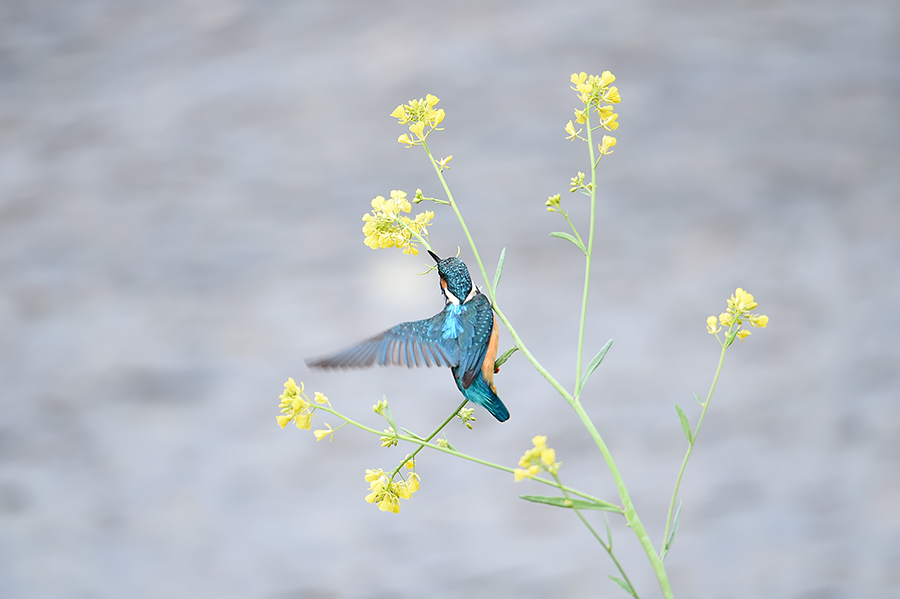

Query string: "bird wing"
[454, 293, 495, 389]
[306, 312, 457, 370]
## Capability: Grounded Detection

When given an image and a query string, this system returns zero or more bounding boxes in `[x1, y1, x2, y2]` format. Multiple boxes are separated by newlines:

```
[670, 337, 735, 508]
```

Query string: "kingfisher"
[306, 250, 509, 422]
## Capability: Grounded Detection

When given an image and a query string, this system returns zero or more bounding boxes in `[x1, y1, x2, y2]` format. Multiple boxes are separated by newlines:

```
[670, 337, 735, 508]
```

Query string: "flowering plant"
[277, 72, 767, 597]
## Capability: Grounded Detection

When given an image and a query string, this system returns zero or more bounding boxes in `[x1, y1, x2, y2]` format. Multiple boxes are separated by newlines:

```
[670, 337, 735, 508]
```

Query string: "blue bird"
[307, 250, 509, 422]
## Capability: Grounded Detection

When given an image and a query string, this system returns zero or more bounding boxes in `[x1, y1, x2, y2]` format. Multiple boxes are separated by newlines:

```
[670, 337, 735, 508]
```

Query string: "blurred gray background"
[1, 1, 898, 598]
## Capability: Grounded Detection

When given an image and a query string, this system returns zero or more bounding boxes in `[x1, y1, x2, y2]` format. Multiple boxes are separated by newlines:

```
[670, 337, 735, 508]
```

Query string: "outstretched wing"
[306, 312, 457, 370]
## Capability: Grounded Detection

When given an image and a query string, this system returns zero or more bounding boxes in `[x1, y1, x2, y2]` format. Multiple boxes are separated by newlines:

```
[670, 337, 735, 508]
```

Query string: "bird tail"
[459, 374, 509, 422]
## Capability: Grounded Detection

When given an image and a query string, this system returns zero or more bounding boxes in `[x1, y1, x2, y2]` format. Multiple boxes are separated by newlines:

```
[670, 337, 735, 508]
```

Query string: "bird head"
[429, 250, 474, 305]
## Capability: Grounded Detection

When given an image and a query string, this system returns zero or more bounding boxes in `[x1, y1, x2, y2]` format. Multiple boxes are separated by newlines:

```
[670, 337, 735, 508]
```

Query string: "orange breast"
[481, 317, 499, 391]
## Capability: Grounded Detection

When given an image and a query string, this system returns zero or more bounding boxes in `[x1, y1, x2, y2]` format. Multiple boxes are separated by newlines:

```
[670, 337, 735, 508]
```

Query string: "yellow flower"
[706, 315, 719, 335]
[363, 468, 412, 514]
[751, 314, 769, 328]
[599, 70, 616, 87]
[709, 287, 768, 345]
[408, 121, 426, 140]
[604, 86, 621, 104]
[540, 447, 556, 468]
[361, 190, 433, 254]
[436, 155, 453, 171]
[728, 288, 758, 313]
[599, 135, 617, 155]
[565, 120, 582, 141]
[365, 468, 384, 483]
[718, 311, 734, 328]
[390, 105, 408, 123]
[514, 435, 561, 481]
[391, 94, 445, 145]
[283, 377, 302, 396]
[277, 378, 331, 433]
[294, 412, 312, 430]
[514, 466, 540, 481]
[378, 496, 400, 513]
[314, 423, 335, 442]
[600, 112, 619, 131]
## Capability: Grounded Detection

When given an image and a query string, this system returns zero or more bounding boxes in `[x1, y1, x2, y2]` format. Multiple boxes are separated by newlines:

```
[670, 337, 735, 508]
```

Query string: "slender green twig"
[419, 140, 575, 406]
[573, 110, 598, 399]
[554, 472, 638, 598]
[660, 322, 734, 556]
[390, 397, 468, 477]
[314, 404, 611, 505]
[418, 101, 673, 599]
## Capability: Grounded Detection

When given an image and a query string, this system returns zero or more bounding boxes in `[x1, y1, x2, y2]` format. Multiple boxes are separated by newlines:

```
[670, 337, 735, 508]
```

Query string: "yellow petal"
[390, 105, 407, 121]
[541, 448, 556, 467]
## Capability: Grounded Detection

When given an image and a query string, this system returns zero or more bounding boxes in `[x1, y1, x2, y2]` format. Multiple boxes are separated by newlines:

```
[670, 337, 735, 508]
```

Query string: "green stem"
[554, 472, 638, 598]
[561, 210, 586, 250]
[421, 140, 490, 291]
[400, 219, 433, 254]
[418, 123, 671, 597]
[419, 140, 574, 406]
[571, 401, 673, 598]
[574, 106, 597, 399]
[660, 323, 733, 556]
[315, 404, 611, 505]
[390, 397, 468, 477]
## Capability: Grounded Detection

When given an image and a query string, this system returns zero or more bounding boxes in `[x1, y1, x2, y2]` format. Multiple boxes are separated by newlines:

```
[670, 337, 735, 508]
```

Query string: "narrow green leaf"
[491, 247, 506, 294]
[519, 495, 622, 512]
[550, 231, 587, 254]
[399, 427, 424, 441]
[694, 392, 704, 406]
[579, 338, 614, 389]
[675, 404, 693, 444]
[494, 346, 518, 369]
[662, 501, 683, 561]
[608, 575, 635, 596]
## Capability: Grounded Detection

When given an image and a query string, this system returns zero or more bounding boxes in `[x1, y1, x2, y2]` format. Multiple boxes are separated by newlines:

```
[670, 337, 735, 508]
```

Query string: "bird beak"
[428, 250, 442, 264]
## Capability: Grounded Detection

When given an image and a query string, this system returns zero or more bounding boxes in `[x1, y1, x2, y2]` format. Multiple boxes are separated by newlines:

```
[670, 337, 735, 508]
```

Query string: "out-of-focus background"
[2, 1, 898, 598]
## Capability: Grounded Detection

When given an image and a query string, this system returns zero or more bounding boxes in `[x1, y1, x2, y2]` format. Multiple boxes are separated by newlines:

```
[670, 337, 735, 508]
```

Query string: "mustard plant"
[277, 72, 768, 598]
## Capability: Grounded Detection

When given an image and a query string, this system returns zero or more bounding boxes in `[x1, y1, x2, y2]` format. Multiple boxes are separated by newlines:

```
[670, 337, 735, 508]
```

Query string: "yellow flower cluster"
[566, 71, 621, 156]
[707, 288, 769, 343]
[391, 94, 445, 147]
[276, 378, 333, 440]
[514, 435, 561, 481]
[364, 468, 421, 513]
[361, 190, 434, 255]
